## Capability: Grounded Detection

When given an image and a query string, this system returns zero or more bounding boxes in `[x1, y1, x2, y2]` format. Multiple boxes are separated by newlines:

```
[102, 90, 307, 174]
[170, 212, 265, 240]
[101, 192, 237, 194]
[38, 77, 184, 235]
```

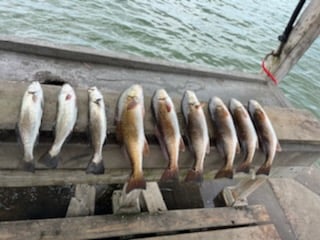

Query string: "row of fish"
[16, 82, 281, 194]
[17, 82, 105, 174]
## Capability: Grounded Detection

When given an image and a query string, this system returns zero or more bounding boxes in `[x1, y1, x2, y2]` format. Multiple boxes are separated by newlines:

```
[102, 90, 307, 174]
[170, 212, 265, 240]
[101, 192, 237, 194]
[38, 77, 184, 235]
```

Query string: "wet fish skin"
[39, 83, 77, 168]
[152, 89, 185, 182]
[229, 98, 258, 173]
[115, 84, 148, 193]
[17, 81, 43, 172]
[248, 100, 281, 175]
[86, 86, 107, 175]
[208, 97, 238, 179]
[181, 90, 209, 183]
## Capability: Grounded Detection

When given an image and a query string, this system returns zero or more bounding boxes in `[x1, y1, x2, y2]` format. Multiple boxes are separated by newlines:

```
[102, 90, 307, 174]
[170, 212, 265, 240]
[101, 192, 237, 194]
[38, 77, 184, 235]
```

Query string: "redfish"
[208, 97, 238, 179]
[151, 89, 185, 182]
[181, 90, 209, 182]
[248, 100, 281, 175]
[229, 98, 258, 173]
[115, 84, 149, 193]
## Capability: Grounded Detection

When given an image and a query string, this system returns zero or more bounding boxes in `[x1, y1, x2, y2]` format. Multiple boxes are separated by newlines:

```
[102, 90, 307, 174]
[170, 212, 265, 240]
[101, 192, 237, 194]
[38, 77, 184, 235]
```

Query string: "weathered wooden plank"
[66, 184, 96, 217]
[142, 182, 167, 213]
[0, 205, 270, 240]
[136, 224, 281, 240]
[269, 178, 320, 240]
[264, 0, 320, 82]
[0, 81, 319, 142]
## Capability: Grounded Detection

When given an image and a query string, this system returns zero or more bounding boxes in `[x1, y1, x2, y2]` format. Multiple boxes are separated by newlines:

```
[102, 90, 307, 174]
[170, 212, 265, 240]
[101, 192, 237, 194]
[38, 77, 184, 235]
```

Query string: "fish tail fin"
[19, 161, 35, 172]
[236, 162, 251, 173]
[184, 169, 203, 183]
[86, 161, 105, 175]
[126, 173, 146, 194]
[215, 167, 233, 179]
[39, 152, 60, 169]
[256, 164, 271, 176]
[160, 167, 179, 182]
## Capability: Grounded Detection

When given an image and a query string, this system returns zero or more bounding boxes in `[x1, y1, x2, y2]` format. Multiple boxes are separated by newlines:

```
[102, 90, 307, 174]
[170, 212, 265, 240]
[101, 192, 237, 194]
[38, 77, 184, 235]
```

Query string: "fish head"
[125, 84, 143, 108]
[185, 90, 200, 106]
[248, 100, 265, 120]
[209, 97, 225, 111]
[27, 81, 43, 95]
[88, 86, 103, 104]
[61, 83, 76, 101]
[155, 89, 169, 102]
[27, 81, 43, 103]
[229, 98, 243, 113]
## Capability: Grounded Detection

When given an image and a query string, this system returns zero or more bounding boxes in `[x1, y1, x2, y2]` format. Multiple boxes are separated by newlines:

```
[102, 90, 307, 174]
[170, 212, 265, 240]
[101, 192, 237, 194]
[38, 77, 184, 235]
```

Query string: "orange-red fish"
[248, 100, 281, 175]
[229, 98, 258, 173]
[152, 89, 185, 182]
[208, 97, 238, 179]
[115, 85, 149, 193]
[181, 90, 210, 183]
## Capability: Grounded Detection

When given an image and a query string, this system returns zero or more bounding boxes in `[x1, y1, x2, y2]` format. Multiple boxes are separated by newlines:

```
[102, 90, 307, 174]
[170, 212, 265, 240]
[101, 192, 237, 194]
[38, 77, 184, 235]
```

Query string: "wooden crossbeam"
[0, 205, 270, 240]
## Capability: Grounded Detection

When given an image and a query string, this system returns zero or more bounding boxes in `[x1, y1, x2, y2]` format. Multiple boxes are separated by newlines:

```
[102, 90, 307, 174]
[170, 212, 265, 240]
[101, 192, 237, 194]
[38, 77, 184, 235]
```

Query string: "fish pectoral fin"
[179, 137, 186, 152]
[276, 142, 282, 152]
[143, 138, 150, 156]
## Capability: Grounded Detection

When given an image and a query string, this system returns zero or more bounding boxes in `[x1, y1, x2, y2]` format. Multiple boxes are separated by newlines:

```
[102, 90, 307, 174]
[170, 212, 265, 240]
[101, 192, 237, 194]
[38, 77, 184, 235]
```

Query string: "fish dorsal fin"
[277, 142, 282, 152]
[179, 137, 185, 152]
[143, 138, 150, 156]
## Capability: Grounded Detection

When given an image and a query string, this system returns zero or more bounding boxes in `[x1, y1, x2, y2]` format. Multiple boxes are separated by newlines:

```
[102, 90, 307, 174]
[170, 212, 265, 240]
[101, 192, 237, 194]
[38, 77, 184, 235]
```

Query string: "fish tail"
[256, 164, 271, 175]
[19, 161, 35, 173]
[160, 167, 179, 182]
[184, 169, 203, 183]
[126, 172, 146, 194]
[215, 167, 233, 179]
[39, 152, 60, 169]
[236, 162, 251, 173]
[86, 161, 105, 175]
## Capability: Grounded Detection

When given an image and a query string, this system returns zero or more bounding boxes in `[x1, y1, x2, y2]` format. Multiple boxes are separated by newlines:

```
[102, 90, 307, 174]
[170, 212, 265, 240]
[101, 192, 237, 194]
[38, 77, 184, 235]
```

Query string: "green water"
[0, 0, 319, 117]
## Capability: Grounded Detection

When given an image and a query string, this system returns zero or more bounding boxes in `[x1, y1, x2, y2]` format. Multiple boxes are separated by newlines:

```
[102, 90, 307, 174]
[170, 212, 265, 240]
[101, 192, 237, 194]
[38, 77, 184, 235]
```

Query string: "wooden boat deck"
[0, 37, 320, 239]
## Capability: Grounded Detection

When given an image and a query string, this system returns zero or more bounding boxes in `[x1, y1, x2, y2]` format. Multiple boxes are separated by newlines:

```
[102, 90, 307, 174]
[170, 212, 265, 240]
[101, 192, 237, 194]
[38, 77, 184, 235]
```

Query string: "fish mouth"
[88, 86, 97, 92]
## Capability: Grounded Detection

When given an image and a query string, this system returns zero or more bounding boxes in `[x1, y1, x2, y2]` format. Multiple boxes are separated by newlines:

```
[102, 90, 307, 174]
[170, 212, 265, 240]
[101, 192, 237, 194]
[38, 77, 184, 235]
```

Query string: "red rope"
[261, 59, 278, 85]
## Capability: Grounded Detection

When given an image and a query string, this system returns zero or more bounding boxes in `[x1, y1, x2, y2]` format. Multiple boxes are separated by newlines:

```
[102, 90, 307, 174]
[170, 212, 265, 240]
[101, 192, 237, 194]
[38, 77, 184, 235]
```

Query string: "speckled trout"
[208, 97, 238, 179]
[181, 90, 209, 183]
[115, 84, 149, 193]
[248, 100, 281, 175]
[86, 86, 107, 175]
[40, 83, 77, 168]
[17, 81, 43, 172]
[152, 89, 185, 182]
[229, 98, 258, 173]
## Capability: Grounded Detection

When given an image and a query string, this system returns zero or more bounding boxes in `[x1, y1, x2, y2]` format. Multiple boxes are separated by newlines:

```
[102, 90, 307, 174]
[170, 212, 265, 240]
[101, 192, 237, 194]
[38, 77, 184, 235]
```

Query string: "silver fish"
[229, 98, 258, 173]
[208, 97, 238, 179]
[40, 83, 77, 168]
[182, 90, 210, 183]
[151, 89, 185, 182]
[17, 81, 43, 172]
[115, 84, 149, 193]
[86, 86, 107, 174]
[248, 100, 281, 175]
